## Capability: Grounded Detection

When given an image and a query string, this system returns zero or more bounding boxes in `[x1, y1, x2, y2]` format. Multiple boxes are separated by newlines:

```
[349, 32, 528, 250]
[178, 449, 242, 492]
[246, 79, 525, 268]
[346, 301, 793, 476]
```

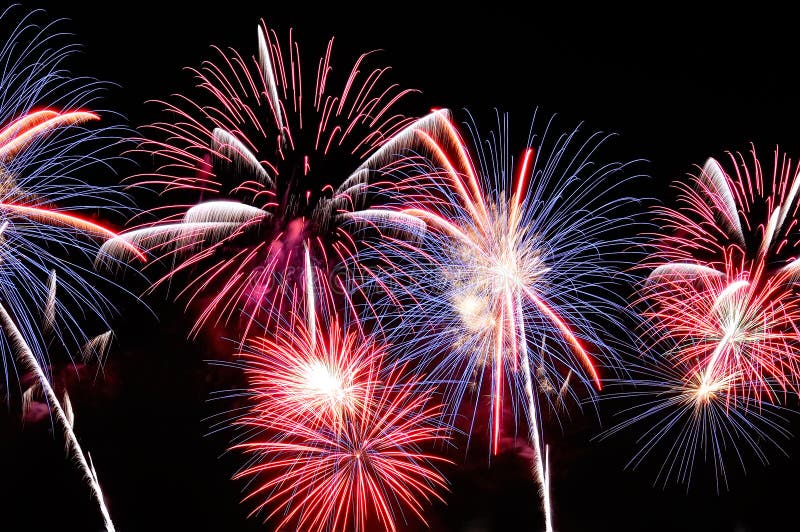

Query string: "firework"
[357, 108, 641, 531]
[0, 6, 138, 376]
[0, 300, 115, 531]
[227, 258, 449, 532]
[100, 20, 425, 336]
[602, 147, 800, 489]
[0, 7, 143, 530]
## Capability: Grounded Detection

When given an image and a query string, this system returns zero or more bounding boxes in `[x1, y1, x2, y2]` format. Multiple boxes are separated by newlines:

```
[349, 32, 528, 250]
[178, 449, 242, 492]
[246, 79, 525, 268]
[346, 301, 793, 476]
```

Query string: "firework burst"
[226, 262, 449, 532]
[100, 20, 424, 336]
[356, 108, 642, 531]
[0, 6, 139, 379]
[603, 147, 800, 489]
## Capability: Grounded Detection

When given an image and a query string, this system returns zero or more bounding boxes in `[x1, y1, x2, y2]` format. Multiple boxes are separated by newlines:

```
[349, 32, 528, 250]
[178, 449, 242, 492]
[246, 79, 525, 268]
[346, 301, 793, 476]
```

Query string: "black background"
[1, 2, 800, 531]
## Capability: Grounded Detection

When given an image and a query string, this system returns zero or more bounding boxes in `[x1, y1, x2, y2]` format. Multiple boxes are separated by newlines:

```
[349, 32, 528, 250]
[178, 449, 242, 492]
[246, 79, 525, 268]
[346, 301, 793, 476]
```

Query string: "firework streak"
[602, 147, 800, 489]
[355, 108, 642, 531]
[0, 8, 137, 372]
[0, 303, 114, 531]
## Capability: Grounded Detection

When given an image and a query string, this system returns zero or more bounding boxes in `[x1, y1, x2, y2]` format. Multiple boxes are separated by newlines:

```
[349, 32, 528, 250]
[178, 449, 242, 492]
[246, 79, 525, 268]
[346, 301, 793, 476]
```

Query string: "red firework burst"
[233, 364, 448, 532]
[236, 310, 377, 433]
[230, 281, 449, 532]
[101, 20, 419, 335]
[644, 147, 800, 397]
[610, 147, 800, 487]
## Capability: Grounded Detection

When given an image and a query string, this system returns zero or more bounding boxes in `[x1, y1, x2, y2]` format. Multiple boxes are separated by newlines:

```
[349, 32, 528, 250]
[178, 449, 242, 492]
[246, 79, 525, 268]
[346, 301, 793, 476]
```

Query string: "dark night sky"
[1, 2, 800, 531]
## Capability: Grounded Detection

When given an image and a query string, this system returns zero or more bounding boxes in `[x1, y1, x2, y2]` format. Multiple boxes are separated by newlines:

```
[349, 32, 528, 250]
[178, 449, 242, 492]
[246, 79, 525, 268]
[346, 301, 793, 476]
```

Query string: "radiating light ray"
[518, 314, 552, 532]
[0, 302, 115, 531]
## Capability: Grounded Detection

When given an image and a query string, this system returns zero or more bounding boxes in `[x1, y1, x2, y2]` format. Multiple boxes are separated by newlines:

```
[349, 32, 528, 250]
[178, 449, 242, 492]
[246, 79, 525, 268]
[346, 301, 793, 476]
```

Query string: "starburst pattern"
[603, 147, 800, 489]
[100, 20, 421, 336]
[227, 264, 449, 532]
[356, 108, 642, 530]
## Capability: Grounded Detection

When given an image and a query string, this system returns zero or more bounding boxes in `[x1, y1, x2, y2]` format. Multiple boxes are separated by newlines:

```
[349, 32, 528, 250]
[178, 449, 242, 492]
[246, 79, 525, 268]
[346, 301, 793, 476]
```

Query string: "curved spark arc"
[0, 110, 98, 161]
[101, 20, 423, 337]
[357, 108, 642, 530]
[0, 203, 145, 262]
[0, 110, 60, 145]
[700, 278, 752, 388]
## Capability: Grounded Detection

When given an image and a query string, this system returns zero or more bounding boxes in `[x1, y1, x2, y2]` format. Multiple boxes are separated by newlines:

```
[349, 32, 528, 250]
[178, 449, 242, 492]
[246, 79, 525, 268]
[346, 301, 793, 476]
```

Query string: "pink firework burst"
[101, 20, 420, 335]
[646, 147, 800, 397]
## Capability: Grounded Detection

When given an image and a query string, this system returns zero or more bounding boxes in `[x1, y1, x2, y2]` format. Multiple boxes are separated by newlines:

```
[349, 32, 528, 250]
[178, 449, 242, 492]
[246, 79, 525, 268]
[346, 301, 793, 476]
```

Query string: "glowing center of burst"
[455, 294, 494, 332]
[696, 381, 718, 402]
[720, 314, 749, 347]
[695, 372, 728, 403]
[487, 244, 547, 294]
[304, 361, 346, 403]
[491, 258, 520, 287]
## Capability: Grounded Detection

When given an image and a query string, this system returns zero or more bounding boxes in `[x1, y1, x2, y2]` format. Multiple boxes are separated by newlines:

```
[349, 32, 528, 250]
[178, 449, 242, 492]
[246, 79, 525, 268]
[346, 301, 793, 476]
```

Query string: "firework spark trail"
[519, 325, 552, 532]
[226, 266, 450, 531]
[355, 108, 642, 530]
[100, 20, 430, 337]
[602, 147, 800, 489]
[0, 302, 114, 531]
